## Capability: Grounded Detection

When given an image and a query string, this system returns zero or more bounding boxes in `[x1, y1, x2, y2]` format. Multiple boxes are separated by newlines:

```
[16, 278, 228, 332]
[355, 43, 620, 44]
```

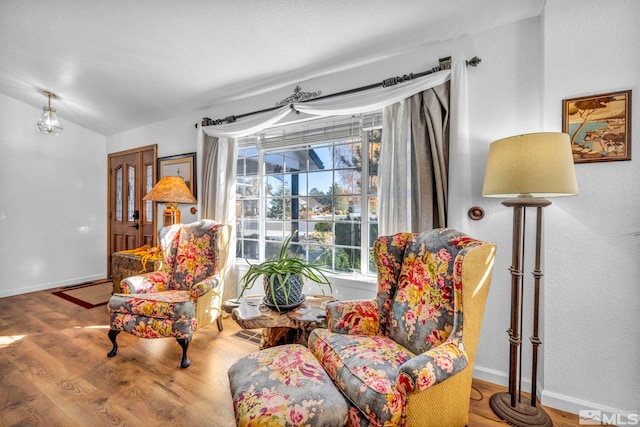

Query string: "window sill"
[235, 259, 377, 301]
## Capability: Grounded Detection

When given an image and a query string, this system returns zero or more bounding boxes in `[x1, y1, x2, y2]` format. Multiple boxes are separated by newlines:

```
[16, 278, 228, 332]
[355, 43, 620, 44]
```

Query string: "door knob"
[130, 223, 140, 230]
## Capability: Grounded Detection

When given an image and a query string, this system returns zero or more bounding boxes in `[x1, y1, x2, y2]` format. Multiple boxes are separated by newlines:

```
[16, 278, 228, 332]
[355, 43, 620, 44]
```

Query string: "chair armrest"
[327, 299, 381, 335]
[120, 271, 170, 294]
[190, 275, 221, 299]
[396, 340, 468, 393]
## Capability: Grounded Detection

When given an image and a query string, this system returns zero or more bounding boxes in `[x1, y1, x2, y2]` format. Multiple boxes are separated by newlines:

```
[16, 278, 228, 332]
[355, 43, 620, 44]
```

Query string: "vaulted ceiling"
[0, 0, 543, 135]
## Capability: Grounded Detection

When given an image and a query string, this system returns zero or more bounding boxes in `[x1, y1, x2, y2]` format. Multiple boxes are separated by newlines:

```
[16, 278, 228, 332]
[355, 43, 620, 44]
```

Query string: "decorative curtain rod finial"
[200, 116, 236, 128]
[466, 56, 481, 67]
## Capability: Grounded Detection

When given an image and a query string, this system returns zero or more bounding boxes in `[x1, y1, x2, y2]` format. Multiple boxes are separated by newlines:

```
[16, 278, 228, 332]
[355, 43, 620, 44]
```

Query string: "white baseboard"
[0, 274, 106, 298]
[473, 364, 509, 388]
[540, 389, 631, 419]
[472, 364, 604, 417]
[473, 365, 632, 417]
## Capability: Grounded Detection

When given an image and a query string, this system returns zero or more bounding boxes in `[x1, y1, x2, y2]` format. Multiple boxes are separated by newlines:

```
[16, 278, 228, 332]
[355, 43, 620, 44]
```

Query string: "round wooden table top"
[231, 294, 335, 330]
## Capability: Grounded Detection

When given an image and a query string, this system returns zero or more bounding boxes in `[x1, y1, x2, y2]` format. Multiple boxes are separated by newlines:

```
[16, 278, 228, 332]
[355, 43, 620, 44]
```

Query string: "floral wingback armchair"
[107, 219, 229, 368]
[308, 228, 496, 426]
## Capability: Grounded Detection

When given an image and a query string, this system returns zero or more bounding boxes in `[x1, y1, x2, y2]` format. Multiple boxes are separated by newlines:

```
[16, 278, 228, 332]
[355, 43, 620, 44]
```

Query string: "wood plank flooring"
[0, 286, 584, 426]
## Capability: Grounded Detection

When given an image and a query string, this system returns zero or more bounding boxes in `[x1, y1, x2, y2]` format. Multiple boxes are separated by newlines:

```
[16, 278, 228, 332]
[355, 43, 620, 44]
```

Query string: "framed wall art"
[158, 152, 197, 197]
[562, 90, 632, 163]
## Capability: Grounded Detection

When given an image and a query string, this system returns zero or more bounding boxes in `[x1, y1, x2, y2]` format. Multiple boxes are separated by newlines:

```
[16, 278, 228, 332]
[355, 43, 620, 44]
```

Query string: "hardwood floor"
[0, 286, 583, 426]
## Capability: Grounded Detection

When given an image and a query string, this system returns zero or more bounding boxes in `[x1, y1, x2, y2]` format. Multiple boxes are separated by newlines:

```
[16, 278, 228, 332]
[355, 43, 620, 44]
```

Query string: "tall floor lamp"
[482, 132, 578, 426]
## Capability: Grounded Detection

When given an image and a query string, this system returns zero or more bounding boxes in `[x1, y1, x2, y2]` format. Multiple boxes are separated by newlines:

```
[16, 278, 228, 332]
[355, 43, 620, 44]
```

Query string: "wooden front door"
[107, 145, 157, 276]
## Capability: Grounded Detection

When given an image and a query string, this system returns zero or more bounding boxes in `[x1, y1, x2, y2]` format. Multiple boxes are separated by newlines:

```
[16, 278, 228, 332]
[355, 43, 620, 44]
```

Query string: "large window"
[236, 114, 381, 275]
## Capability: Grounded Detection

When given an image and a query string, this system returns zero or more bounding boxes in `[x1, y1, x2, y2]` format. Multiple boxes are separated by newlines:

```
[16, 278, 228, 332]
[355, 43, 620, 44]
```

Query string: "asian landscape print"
[563, 90, 632, 163]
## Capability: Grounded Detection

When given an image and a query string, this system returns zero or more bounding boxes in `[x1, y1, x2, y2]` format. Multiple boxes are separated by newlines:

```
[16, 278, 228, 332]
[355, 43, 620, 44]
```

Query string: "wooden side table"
[231, 294, 335, 349]
[111, 251, 162, 293]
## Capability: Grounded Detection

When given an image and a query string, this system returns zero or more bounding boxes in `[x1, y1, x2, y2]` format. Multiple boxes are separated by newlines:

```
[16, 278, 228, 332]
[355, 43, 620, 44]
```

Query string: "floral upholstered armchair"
[308, 228, 496, 426]
[107, 219, 229, 368]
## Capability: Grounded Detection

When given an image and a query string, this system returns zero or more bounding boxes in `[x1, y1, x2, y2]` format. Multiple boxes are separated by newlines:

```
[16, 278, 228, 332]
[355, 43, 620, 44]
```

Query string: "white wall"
[462, 15, 544, 395]
[0, 93, 106, 297]
[465, 2, 640, 413]
[541, 0, 640, 413]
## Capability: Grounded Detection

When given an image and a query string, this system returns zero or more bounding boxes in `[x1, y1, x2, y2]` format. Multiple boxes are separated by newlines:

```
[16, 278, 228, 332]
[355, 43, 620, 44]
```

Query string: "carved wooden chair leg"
[107, 330, 120, 357]
[177, 337, 191, 368]
[216, 315, 223, 332]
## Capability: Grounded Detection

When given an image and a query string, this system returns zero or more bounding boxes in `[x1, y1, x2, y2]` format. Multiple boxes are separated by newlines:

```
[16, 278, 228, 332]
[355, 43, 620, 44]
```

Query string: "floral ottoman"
[228, 344, 349, 427]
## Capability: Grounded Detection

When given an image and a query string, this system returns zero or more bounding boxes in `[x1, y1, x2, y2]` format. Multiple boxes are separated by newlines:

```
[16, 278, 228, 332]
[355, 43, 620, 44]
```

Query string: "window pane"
[238, 219, 260, 239]
[265, 239, 283, 259]
[368, 222, 379, 274]
[334, 195, 360, 218]
[265, 221, 284, 242]
[265, 175, 284, 196]
[308, 221, 333, 244]
[334, 142, 362, 170]
[368, 247, 377, 274]
[335, 168, 362, 194]
[308, 244, 331, 267]
[309, 144, 332, 171]
[368, 129, 382, 193]
[246, 156, 259, 175]
[369, 223, 379, 248]
[237, 176, 260, 196]
[284, 150, 307, 173]
[368, 196, 378, 221]
[308, 171, 333, 197]
[287, 197, 300, 220]
[335, 248, 361, 272]
[266, 198, 286, 220]
[237, 238, 259, 260]
[282, 174, 295, 196]
[287, 242, 305, 258]
[240, 199, 260, 217]
[335, 222, 360, 246]
[284, 172, 306, 196]
[264, 152, 284, 174]
[236, 157, 245, 176]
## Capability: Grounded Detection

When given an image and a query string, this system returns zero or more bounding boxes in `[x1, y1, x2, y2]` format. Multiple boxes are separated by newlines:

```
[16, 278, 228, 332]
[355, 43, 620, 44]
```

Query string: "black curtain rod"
[198, 55, 481, 128]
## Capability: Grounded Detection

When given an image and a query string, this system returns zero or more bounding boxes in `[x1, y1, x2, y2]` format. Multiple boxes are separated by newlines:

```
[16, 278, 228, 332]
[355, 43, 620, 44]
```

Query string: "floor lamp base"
[490, 392, 552, 427]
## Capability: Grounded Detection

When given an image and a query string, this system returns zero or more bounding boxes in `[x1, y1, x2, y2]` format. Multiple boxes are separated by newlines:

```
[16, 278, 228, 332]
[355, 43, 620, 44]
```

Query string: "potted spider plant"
[240, 231, 331, 311]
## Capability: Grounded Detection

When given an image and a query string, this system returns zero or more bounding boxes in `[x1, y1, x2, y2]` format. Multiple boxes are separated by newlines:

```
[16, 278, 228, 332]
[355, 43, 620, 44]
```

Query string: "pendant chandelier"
[36, 91, 63, 135]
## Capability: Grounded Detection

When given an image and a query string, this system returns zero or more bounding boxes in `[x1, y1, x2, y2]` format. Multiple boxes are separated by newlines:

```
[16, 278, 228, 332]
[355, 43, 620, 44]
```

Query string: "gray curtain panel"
[410, 81, 450, 231]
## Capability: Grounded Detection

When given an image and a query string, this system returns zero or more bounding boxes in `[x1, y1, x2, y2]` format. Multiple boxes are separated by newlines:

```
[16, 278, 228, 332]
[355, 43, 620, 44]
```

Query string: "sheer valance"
[293, 69, 450, 117]
[201, 105, 293, 139]
[201, 69, 451, 138]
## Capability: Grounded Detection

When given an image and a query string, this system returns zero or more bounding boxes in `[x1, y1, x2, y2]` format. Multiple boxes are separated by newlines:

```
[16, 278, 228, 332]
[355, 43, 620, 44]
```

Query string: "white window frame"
[235, 112, 382, 278]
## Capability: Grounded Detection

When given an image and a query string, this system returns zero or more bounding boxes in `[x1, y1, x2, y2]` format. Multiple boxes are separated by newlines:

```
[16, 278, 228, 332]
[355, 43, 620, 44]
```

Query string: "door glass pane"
[116, 167, 123, 221]
[145, 165, 153, 222]
[128, 166, 135, 222]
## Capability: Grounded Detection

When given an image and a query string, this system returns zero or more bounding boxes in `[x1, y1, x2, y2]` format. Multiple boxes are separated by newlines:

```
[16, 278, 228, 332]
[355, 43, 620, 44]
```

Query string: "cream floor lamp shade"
[482, 132, 578, 198]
